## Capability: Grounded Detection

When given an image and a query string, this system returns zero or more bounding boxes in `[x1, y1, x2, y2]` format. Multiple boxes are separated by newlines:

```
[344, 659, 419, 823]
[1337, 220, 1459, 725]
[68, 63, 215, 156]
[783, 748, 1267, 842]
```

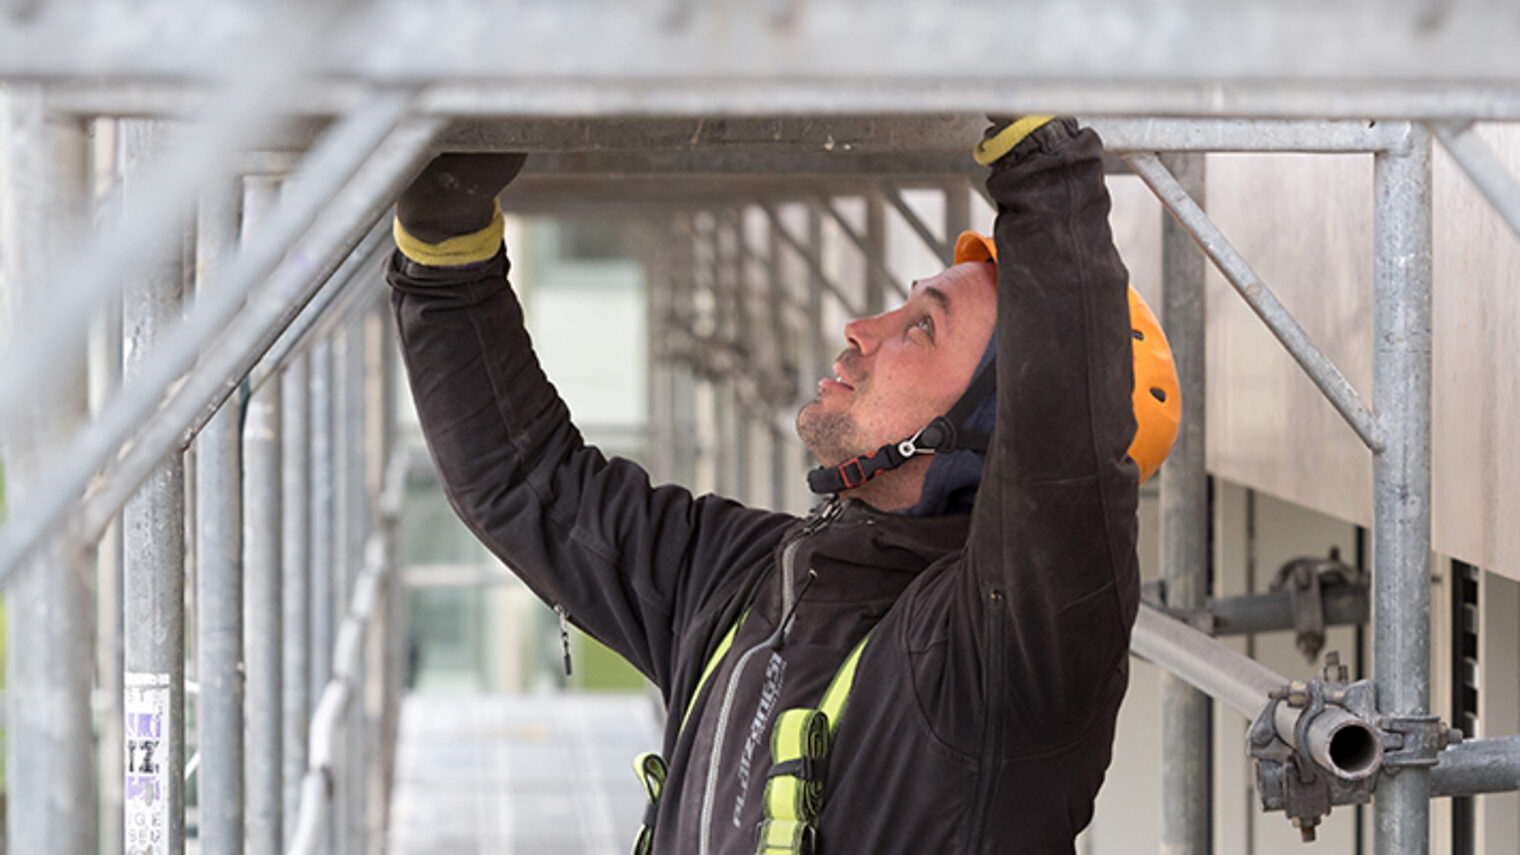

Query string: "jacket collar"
[789, 499, 970, 604]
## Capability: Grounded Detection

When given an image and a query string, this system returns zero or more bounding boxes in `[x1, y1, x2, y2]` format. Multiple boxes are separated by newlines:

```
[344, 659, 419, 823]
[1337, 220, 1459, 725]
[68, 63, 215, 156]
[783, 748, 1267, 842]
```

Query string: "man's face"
[797, 261, 998, 467]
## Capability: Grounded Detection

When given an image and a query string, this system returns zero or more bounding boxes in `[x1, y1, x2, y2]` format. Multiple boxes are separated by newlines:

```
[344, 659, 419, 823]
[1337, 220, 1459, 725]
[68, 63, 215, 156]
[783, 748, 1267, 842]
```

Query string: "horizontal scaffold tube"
[1132, 603, 1282, 719]
[1207, 582, 1368, 636]
[1131, 604, 1520, 798]
[1132, 605, 1381, 781]
[1430, 735, 1520, 798]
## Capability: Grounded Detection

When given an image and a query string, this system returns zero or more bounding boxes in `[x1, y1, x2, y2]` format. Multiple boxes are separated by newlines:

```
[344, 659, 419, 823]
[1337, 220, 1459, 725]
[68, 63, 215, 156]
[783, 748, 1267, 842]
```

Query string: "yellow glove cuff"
[973, 115, 1057, 166]
[393, 204, 504, 267]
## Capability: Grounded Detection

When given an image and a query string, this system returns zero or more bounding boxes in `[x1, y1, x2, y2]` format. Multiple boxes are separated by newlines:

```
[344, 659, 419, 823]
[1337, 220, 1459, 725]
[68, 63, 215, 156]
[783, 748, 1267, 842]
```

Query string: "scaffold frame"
[4, 6, 1520, 854]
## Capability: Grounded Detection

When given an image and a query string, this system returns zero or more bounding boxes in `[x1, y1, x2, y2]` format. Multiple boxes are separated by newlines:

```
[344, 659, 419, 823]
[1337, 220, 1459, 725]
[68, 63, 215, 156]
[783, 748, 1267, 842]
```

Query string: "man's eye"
[912, 315, 935, 341]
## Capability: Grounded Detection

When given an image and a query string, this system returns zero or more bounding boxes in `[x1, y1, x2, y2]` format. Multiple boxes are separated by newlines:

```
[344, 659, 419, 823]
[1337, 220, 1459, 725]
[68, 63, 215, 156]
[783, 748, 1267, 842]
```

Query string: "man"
[387, 116, 1175, 854]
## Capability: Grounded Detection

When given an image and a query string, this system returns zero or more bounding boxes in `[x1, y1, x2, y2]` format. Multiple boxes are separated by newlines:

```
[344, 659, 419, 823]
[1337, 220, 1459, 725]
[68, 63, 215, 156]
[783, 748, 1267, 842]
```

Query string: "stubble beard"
[795, 400, 860, 467]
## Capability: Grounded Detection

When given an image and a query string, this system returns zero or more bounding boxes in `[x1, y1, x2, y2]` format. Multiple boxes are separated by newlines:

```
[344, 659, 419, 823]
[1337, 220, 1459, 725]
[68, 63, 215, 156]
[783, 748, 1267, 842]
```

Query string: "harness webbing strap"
[681, 613, 744, 731]
[631, 752, 668, 855]
[817, 631, 872, 728]
[633, 611, 746, 855]
[756, 628, 876, 854]
[631, 614, 876, 855]
[764, 709, 829, 821]
[756, 819, 816, 855]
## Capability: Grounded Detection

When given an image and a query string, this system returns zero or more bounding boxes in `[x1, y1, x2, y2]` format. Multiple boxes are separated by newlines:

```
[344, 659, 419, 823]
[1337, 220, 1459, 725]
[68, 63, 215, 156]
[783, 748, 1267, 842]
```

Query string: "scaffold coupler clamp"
[1248, 652, 1379, 843]
[1269, 554, 1364, 663]
[1377, 713, 1462, 772]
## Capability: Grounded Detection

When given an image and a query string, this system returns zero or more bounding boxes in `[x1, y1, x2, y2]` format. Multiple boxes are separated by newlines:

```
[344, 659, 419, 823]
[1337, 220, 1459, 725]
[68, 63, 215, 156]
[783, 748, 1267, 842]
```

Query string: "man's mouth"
[818, 375, 854, 394]
[820, 360, 857, 394]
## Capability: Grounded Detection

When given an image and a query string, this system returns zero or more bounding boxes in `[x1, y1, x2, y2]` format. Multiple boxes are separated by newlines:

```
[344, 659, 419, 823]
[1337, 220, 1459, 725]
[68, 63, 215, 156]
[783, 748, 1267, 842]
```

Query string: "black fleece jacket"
[387, 118, 1140, 854]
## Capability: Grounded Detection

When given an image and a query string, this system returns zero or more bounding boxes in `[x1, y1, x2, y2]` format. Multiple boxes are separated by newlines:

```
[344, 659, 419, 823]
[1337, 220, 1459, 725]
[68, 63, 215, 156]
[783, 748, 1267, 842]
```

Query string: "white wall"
[1200, 129, 1520, 584]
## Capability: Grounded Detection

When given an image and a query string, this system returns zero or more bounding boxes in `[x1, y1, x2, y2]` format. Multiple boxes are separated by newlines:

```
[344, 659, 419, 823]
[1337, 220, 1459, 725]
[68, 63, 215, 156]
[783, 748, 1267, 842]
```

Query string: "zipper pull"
[770, 569, 818, 651]
[803, 497, 843, 535]
[554, 604, 573, 677]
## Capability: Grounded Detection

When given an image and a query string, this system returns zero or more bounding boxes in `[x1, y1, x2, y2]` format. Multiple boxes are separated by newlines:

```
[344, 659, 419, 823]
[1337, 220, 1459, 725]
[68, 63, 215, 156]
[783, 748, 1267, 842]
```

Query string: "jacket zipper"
[697, 499, 840, 855]
[966, 588, 1006, 854]
[553, 603, 573, 676]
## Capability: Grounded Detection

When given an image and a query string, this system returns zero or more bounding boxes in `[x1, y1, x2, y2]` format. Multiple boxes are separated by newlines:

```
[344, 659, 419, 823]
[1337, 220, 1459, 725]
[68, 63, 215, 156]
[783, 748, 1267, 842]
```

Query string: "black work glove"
[396, 153, 527, 244]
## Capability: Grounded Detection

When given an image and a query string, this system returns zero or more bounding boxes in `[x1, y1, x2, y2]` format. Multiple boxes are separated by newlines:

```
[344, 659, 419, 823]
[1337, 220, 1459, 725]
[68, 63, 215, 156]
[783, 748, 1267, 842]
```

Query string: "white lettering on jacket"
[732, 651, 787, 828]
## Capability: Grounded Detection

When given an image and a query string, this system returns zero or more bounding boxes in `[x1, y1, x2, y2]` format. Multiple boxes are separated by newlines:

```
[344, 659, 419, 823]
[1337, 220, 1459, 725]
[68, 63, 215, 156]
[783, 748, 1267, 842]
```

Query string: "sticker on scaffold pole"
[125, 672, 171, 855]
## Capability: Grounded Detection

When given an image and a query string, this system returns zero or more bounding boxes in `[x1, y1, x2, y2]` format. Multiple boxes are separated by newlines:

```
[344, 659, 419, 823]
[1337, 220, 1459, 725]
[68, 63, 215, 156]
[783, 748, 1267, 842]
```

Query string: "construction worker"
[386, 116, 1178, 854]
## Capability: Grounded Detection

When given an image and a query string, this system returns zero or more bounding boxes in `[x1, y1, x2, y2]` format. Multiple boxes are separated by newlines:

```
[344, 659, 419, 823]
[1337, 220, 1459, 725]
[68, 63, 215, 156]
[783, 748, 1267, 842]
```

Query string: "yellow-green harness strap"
[681, 614, 743, 731]
[631, 611, 746, 854]
[630, 617, 876, 855]
[756, 628, 876, 855]
[630, 752, 668, 855]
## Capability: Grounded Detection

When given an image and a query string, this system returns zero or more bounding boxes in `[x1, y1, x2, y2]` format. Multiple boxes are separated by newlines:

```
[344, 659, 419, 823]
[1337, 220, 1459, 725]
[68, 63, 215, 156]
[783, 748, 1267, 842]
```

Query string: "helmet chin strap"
[806, 364, 995, 496]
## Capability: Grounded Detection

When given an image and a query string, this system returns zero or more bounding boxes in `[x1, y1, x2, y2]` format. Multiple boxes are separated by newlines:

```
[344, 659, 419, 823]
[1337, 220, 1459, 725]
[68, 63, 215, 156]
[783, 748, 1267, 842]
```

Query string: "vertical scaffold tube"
[242, 174, 285, 855]
[1372, 122, 1434, 855]
[308, 333, 336, 854]
[647, 220, 676, 484]
[282, 348, 313, 850]
[195, 173, 245, 855]
[375, 298, 404, 836]
[120, 117, 188, 855]
[97, 122, 128, 855]
[671, 215, 700, 491]
[767, 220, 789, 510]
[726, 210, 752, 504]
[804, 203, 829, 509]
[1159, 153, 1212, 855]
[338, 312, 372, 853]
[1, 86, 95, 855]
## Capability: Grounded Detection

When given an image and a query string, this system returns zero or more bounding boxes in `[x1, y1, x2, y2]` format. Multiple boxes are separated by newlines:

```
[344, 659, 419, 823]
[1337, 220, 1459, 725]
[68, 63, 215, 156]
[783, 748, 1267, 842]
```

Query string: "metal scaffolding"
[2, 3, 1520, 855]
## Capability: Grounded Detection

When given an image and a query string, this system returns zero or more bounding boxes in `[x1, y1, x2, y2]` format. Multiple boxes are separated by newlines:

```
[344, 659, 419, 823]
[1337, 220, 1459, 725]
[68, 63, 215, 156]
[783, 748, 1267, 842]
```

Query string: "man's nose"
[844, 314, 884, 356]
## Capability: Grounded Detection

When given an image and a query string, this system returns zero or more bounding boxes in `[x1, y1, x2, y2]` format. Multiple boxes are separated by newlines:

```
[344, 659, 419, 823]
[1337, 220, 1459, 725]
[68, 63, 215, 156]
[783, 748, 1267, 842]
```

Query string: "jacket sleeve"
[926, 119, 1140, 755]
[387, 245, 792, 693]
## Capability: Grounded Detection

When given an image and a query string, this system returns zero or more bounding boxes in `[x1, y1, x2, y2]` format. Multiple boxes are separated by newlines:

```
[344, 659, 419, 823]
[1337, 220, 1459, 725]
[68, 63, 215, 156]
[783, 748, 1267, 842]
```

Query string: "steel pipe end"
[1307, 709, 1384, 781]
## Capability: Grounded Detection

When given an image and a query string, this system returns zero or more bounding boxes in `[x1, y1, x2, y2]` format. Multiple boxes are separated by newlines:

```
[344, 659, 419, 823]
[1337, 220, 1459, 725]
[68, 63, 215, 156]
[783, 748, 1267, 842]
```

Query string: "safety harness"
[631, 615, 876, 855]
[805, 363, 996, 495]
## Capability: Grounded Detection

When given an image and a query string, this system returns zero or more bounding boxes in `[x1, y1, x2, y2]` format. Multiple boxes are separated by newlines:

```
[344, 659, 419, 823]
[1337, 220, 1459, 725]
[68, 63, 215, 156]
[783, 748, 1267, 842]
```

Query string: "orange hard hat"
[953, 231, 1181, 483]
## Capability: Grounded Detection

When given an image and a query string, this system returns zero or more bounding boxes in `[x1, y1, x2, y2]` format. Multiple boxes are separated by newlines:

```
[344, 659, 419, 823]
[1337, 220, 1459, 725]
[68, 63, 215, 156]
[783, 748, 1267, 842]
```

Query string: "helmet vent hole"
[1149, 387, 1167, 403]
[1131, 329, 1145, 341]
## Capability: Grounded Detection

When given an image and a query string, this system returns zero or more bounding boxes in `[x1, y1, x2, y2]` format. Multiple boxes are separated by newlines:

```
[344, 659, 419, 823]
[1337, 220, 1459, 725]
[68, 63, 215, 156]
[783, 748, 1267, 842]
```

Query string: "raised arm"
[387, 155, 792, 691]
[967, 118, 1141, 749]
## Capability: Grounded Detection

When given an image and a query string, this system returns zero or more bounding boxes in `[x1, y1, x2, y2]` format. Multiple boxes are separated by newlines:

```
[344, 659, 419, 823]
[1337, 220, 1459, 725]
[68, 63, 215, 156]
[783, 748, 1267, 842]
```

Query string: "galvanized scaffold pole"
[339, 310, 374, 853]
[864, 193, 888, 316]
[1372, 122, 1435, 855]
[120, 117, 188, 855]
[1, 85, 96, 855]
[766, 219, 790, 511]
[242, 173, 285, 855]
[670, 215, 701, 490]
[282, 336, 313, 850]
[804, 200, 830, 505]
[374, 295, 406, 839]
[307, 330, 337, 853]
[725, 209, 753, 504]
[1159, 152, 1212, 855]
[96, 123, 128, 855]
[195, 172, 245, 855]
